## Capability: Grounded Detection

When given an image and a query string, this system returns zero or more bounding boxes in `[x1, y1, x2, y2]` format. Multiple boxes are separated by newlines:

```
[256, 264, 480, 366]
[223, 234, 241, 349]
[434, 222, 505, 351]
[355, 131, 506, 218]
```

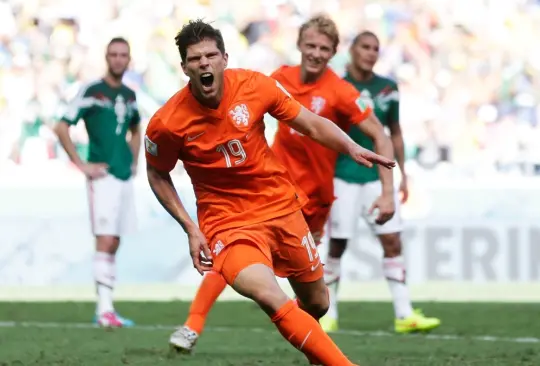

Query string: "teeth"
[201, 73, 212, 77]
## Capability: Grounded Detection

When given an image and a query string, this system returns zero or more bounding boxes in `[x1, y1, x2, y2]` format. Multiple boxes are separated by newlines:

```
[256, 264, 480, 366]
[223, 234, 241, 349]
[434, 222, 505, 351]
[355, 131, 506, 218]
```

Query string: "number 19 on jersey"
[217, 139, 247, 168]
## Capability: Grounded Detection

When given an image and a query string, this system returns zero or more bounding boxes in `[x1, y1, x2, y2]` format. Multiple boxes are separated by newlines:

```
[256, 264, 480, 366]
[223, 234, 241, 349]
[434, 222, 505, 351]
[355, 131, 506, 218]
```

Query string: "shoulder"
[151, 87, 191, 133]
[121, 84, 137, 98]
[375, 74, 398, 89]
[226, 68, 278, 95]
[226, 68, 267, 86]
[77, 79, 103, 96]
[334, 76, 361, 99]
[322, 69, 358, 96]
[270, 65, 286, 79]
[225, 68, 256, 82]
[270, 65, 296, 80]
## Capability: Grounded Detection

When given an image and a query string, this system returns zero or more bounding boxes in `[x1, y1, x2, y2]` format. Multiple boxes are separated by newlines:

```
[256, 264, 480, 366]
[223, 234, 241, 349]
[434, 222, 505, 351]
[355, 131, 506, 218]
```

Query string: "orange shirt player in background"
[272, 15, 395, 245]
[146, 20, 393, 365]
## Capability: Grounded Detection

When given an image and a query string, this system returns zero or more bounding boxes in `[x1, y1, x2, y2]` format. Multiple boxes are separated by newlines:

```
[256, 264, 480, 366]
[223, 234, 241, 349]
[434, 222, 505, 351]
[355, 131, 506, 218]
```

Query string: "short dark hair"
[351, 31, 379, 47]
[108, 37, 130, 49]
[174, 19, 225, 63]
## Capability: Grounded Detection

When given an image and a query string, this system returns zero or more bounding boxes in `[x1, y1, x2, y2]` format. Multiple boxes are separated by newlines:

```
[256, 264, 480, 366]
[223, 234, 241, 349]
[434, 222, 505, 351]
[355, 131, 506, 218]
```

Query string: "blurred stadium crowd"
[1, 0, 540, 177]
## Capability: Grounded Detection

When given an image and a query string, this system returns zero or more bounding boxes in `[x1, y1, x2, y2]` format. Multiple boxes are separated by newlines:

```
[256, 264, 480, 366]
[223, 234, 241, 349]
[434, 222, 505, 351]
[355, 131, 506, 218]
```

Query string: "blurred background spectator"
[1, 0, 540, 179]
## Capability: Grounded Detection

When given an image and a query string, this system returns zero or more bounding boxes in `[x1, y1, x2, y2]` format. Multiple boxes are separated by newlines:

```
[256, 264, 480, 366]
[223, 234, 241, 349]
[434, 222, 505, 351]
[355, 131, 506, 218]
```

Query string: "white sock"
[323, 256, 342, 320]
[93, 252, 115, 315]
[383, 255, 413, 319]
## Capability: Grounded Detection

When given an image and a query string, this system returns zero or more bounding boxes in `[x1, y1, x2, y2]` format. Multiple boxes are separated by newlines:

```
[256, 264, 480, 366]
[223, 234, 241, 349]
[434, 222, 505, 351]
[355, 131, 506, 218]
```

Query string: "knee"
[380, 233, 402, 257]
[302, 288, 329, 319]
[96, 236, 120, 254]
[328, 238, 347, 258]
[310, 299, 329, 319]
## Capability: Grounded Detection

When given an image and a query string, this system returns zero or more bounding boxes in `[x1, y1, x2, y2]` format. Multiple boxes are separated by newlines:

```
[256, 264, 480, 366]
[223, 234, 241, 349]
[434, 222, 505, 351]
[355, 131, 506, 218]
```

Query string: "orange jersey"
[145, 68, 308, 241]
[271, 65, 372, 206]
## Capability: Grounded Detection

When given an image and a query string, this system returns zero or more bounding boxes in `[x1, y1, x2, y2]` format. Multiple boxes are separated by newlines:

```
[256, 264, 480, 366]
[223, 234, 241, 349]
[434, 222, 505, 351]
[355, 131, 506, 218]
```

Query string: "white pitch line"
[0, 321, 538, 345]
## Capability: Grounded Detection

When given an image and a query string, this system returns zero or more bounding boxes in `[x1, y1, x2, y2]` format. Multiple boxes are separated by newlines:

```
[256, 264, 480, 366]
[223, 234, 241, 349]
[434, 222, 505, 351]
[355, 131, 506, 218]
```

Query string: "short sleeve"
[129, 96, 141, 126]
[258, 73, 301, 122]
[336, 82, 372, 126]
[388, 83, 399, 125]
[144, 116, 181, 173]
[60, 84, 94, 125]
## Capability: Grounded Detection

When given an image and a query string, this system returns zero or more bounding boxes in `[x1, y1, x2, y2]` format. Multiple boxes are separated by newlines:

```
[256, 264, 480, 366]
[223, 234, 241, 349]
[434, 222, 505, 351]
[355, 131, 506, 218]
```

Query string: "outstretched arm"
[285, 106, 395, 169]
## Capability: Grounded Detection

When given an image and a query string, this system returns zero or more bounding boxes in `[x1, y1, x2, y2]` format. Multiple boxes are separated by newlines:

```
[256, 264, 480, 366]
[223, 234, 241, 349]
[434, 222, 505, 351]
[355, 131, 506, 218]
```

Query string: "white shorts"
[330, 178, 403, 239]
[86, 174, 137, 237]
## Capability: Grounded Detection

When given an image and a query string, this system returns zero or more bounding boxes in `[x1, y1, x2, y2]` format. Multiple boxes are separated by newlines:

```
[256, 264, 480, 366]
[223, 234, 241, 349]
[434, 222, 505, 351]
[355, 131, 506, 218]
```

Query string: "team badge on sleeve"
[355, 96, 371, 113]
[145, 135, 158, 156]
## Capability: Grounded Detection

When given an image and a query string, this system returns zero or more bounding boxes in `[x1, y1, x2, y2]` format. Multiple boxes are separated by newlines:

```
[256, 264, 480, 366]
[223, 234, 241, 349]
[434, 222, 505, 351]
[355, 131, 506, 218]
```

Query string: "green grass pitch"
[0, 301, 538, 365]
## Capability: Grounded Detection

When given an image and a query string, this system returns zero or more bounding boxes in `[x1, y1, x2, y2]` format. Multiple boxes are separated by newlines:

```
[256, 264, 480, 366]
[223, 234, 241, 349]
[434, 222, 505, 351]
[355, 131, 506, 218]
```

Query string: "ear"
[223, 52, 229, 69]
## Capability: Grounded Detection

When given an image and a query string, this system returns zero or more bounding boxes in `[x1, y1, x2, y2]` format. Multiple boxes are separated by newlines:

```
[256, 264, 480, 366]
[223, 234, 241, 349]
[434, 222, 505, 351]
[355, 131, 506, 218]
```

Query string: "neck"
[191, 86, 223, 110]
[300, 67, 325, 84]
[348, 66, 373, 82]
[104, 74, 123, 88]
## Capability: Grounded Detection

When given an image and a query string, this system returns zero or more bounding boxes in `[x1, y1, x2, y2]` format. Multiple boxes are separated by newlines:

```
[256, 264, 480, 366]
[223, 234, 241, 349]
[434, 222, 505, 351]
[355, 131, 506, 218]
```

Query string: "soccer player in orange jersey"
[173, 16, 395, 355]
[147, 20, 394, 365]
[271, 15, 395, 245]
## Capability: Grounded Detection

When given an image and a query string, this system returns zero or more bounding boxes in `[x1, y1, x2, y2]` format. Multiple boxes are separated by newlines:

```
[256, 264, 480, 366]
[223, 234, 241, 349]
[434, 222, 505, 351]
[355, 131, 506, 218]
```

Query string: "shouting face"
[182, 38, 228, 106]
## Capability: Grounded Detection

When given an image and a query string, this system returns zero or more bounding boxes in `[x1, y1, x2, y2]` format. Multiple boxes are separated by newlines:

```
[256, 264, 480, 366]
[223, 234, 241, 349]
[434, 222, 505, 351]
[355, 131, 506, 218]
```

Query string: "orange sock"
[294, 297, 323, 365]
[272, 300, 355, 366]
[184, 271, 227, 334]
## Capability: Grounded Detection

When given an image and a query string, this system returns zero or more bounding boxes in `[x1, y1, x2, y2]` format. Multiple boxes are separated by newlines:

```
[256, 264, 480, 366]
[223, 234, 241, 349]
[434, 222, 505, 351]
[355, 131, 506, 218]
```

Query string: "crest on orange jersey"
[228, 103, 251, 129]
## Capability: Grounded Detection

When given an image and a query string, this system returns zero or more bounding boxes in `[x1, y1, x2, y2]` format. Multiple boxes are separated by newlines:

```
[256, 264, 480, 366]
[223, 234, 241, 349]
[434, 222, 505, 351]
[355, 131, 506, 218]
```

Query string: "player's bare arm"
[287, 106, 395, 169]
[129, 124, 141, 175]
[355, 113, 396, 224]
[146, 163, 212, 275]
[54, 121, 107, 179]
[388, 121, 408, 203]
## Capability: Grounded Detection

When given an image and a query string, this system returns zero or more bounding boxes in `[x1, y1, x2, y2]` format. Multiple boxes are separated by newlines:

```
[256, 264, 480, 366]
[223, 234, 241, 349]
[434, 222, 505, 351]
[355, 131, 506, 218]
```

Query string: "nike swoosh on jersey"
[187, 132, 205, 141]
[311, 261, 321, 272]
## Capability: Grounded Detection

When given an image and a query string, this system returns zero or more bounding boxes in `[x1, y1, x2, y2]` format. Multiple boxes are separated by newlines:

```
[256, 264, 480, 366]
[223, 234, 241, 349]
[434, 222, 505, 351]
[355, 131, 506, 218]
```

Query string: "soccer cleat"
[395, 309, 441, 334]
[319, 314, 339, 333]
[169, 325, 199, 354]
[93, 312, 134, 328]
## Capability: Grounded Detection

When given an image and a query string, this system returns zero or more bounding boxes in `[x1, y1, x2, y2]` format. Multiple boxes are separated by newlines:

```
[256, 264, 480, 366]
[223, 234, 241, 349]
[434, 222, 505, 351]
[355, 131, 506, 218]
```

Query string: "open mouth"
[200, 72, 214, 89]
